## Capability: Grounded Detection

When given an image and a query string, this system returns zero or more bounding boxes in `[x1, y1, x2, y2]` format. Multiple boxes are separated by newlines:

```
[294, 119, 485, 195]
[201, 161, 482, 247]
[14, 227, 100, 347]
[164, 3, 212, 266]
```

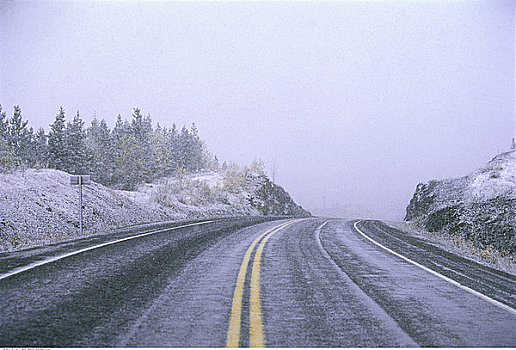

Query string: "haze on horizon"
[1, 0, 514, 220]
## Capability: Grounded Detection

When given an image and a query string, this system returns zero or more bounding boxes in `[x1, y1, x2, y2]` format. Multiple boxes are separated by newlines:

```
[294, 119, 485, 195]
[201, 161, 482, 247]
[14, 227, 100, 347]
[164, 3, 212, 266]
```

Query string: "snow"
[0, 168, 264, 252]
[190, 171, 224, 188]
[410, 150, 516, 213]
[469, 151, 516, 202]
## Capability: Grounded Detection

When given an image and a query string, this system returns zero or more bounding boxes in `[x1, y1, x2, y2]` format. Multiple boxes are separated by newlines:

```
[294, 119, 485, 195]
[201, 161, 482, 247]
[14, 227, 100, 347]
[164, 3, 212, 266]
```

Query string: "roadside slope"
[0, 167, 309, 251]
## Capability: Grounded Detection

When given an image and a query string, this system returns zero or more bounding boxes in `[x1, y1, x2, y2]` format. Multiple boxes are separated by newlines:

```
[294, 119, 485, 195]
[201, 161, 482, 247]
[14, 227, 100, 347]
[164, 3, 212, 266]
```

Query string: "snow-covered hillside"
[405, 150, 516, 253]
[0, 167, 309, 251]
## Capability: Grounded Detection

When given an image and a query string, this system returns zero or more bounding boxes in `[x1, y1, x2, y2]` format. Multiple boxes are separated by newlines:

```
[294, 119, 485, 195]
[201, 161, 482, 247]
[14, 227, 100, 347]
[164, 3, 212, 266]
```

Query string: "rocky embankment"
[405, 151, 516, 254]
[248, 174, 310, 217]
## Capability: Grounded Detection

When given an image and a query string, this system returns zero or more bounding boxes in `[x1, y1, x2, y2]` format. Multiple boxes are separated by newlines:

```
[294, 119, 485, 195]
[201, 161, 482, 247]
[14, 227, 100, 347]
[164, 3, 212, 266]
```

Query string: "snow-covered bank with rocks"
[0, 166, 310, 251]
[405, 150, 516, 255]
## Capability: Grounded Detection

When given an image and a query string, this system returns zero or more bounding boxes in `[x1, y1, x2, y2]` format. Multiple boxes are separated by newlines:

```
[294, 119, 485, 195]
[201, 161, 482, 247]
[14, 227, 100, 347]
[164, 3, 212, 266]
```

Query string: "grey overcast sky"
[0, 0, 514, 220]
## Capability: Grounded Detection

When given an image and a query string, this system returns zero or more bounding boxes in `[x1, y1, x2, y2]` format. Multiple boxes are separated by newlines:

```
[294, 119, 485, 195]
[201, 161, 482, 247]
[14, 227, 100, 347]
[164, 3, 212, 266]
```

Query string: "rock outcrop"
[248, 174, 311, 217]
[405, 151, 516, 253]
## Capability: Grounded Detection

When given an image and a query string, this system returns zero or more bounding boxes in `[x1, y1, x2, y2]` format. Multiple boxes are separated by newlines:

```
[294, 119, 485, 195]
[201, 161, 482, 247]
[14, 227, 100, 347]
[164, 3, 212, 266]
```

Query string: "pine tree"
[34, 127, 48, 167]
[23, 127, 37, 167]
[7, 105, 30, 166]
[178, 125, 192, 171]
[99, 119, 116, 182]
[65, 111, 87, 174]
[0, 104, 213, 185]
[176, 123, 207, 172]
[167, 123, 180, 173]
[129, 108, 153, 181]
[86, 117, 115, 184]
[189, 123, 207, 171]
[115, 134, 147, 190]
[0, 105, 8, 139]
[111, 114, 131, 186]
[130, 108, 152, 143]
[0, 137, 15, 172]
[112, 114, 128, 141]
[0, 105, 14, 171]
[48, 107, 67, 170]
[151, 125, 172, 178]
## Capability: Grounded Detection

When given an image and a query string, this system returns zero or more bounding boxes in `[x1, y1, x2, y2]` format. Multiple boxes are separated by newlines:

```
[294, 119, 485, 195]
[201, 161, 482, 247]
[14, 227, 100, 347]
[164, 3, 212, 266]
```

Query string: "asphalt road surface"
[1, 217, 515, 347]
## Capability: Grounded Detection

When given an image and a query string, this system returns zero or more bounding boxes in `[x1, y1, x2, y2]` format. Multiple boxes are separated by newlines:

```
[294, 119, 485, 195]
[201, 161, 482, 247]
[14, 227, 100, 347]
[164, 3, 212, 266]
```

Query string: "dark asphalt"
[1, 217, 515, 347]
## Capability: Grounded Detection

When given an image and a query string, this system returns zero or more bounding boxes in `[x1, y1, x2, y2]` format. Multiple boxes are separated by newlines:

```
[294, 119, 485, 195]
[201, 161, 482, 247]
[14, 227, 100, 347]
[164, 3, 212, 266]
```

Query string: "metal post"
[79, 175, 83, 235]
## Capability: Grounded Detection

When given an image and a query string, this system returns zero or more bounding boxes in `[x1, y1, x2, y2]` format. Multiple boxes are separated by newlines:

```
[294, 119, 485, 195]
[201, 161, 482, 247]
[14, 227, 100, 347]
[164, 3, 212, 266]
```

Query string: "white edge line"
[314, 220, 418, 347]
[0, 220, 215, 281]
[353, 220, 516, 316]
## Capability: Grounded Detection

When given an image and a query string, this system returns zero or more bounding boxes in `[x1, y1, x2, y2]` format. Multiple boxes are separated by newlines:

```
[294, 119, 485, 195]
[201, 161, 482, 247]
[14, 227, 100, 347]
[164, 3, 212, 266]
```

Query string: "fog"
[1, 1, 514, 220]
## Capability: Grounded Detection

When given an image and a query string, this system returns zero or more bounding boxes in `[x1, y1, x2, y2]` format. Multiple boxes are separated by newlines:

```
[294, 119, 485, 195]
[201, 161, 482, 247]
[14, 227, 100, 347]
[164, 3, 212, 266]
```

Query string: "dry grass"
[391, 221, 516, 275]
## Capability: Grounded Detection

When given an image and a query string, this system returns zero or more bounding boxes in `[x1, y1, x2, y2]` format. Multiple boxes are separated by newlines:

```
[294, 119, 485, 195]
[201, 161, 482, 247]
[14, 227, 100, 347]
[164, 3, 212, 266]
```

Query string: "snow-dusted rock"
[405, 151, 516, 253]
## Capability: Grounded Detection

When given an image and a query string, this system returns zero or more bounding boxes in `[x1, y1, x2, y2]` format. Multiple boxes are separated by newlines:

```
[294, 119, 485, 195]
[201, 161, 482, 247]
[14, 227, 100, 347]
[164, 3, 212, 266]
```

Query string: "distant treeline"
[0, 105, 216, 189]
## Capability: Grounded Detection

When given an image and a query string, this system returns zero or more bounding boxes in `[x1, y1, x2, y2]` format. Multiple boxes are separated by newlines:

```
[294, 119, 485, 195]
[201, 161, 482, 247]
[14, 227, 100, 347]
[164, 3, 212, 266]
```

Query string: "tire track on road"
[314, 220, 418, 347]
[353, 220, 516, 317]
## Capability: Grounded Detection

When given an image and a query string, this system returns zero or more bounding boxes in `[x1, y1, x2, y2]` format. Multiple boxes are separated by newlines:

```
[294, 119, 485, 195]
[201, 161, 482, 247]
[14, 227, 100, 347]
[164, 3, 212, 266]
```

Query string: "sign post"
[70, 175, 91, 235]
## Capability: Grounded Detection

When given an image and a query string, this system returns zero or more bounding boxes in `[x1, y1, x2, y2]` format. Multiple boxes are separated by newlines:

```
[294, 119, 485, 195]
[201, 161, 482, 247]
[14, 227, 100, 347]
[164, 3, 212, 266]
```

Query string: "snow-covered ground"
[0, 167, 279, 251]
[0, 169, 165, 251]
[469, 151, 516, 202]
[136, 170, 262, 218]
[407, 151, 516, 217]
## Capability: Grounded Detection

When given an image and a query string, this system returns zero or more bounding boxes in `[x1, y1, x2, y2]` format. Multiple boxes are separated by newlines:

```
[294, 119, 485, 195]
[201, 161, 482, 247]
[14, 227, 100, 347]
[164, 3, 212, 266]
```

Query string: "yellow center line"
[226, 220, 295, 348]
[248, 219, 300, 347]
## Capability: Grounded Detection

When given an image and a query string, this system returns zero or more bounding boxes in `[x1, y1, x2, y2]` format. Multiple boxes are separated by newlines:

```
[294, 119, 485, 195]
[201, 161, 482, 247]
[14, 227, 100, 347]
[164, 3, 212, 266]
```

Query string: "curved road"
[1, 217, 515, 347]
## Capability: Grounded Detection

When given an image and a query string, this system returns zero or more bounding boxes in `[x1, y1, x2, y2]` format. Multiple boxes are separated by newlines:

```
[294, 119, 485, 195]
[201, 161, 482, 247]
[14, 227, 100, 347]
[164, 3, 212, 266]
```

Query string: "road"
[1, 217, 515, 347]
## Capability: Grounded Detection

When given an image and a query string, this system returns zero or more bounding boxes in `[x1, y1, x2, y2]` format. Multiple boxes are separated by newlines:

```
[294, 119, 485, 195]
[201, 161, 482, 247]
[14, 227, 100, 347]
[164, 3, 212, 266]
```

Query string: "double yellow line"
[226, 219, 302, 348]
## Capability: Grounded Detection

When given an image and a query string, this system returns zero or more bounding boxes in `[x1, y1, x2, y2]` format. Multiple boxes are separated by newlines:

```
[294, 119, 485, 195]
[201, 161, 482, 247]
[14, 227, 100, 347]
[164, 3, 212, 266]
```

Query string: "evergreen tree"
[166, 123, 180, 173]
[85, 117, 100, 176]
[111, 114, 131, 186]
[0, 104, 213, 184]
[64, 111, 87, 174]
[176, 123, 207, 172]
[151, 125, 172, 178]
[0, 137, 15, 171]
[99, 119, 116, 182]
[86, 118, 115, 184]
[115, 134, 147, 190]
[8, 106, 31, 166]
[130, 108, 153, 143]
[178, 125, 192, 171]
[189, 123, 207, 171]
[129, 108, 153, 181]
[23, 127, 37, 167]
[48, 107, 67, 170]
[34, 127, 48, 167]
[0, 105, 13, 171]
[0, 105, 8, 139]
[112, 114, 127, 141]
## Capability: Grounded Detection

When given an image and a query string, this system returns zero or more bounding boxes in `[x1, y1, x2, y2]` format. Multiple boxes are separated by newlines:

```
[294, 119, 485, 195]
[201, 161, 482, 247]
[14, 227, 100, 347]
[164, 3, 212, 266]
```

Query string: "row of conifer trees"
[0, 105, 215, 190]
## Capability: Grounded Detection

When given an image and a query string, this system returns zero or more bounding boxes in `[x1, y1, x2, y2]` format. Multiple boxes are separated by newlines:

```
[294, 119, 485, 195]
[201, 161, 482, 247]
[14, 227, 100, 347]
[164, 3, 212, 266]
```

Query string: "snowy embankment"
[405, 150, 516, 255]
[0, 168, 310, 251]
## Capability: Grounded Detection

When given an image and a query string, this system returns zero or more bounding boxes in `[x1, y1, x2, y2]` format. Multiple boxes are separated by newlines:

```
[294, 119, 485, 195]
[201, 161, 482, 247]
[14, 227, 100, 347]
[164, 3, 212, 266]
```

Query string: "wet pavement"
[1, 217, 515, 347]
